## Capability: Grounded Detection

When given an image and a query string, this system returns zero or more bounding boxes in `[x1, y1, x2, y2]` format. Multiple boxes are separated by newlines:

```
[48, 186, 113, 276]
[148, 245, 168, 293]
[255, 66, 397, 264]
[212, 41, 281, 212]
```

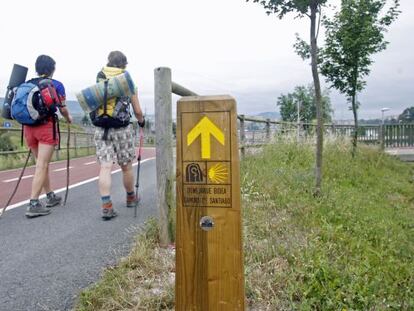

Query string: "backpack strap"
[103, 80, 109, 116]
[54, 115, 61, 150]
[102, 80, 110, 141]
[21, 125, 24, 147]
[96, 70, 109, 117]
[102, 128, 109, 141]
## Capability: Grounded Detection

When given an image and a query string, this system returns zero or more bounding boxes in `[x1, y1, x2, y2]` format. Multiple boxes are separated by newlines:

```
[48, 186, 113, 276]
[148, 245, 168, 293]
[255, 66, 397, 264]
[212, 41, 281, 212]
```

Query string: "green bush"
[0, 132, 16, 151]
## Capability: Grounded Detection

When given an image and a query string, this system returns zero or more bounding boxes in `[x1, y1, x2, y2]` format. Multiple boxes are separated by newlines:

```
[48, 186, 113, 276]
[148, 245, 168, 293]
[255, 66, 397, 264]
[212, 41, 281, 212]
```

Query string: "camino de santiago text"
[183, 197, 231, 205]
[183, 185, 231, 207]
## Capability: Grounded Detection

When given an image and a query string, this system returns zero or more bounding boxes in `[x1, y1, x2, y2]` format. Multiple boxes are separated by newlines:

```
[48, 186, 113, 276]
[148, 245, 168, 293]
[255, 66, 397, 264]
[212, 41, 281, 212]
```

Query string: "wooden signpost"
[176, 95, 245, 310]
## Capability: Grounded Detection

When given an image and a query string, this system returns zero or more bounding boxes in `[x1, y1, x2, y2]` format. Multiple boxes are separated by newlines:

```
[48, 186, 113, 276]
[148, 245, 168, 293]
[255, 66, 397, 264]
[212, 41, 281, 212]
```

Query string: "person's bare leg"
[42, 166, 52, 194]
[122, 162, 138, 207]
[99, 161, 113, 196]
[121, 162, 134, 193]
[31, 147, 52, 194]
[30, 144, 55, 199]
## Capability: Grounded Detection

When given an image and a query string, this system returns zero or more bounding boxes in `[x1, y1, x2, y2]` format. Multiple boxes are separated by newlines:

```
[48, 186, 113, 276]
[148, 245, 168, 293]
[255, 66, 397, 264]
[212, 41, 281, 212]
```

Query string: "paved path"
[385, 147, 414, 162]
[0, 154, 157, 311]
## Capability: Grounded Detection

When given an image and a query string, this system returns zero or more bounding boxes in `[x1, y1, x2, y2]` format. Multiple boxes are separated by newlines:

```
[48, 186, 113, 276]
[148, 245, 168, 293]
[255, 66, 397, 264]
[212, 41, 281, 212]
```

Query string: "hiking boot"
[25, 201, 51, 218]
[46, 193, 62, 207]
[126, 193, 140, 208]
[102, 202, 117, 220]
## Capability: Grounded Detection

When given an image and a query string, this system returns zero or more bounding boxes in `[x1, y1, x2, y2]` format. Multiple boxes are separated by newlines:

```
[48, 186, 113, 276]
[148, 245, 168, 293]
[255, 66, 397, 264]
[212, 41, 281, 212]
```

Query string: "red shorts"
[24, 122, 59, 149]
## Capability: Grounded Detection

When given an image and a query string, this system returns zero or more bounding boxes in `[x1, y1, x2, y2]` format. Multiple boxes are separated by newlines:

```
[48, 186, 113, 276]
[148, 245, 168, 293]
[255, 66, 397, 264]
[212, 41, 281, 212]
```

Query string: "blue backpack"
[10, 79, 61, 147]
[11, 79, 58, 125]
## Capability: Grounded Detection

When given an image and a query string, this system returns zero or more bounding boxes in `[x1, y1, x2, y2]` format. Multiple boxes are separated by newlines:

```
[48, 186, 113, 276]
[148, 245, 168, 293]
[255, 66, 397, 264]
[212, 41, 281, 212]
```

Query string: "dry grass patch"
[76, 219, 175, 311]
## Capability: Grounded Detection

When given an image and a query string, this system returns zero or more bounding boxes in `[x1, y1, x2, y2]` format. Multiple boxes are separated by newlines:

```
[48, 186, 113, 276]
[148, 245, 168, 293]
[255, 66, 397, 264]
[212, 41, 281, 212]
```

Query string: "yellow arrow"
[187, 116, 225, 159]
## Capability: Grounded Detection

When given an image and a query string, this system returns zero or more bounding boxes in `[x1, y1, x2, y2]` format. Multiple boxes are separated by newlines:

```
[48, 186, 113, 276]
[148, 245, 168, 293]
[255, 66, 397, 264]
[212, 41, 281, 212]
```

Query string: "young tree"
[247, 0, 327, 194]
[278, 85, 332, 122]
[320, 0, 400, 155]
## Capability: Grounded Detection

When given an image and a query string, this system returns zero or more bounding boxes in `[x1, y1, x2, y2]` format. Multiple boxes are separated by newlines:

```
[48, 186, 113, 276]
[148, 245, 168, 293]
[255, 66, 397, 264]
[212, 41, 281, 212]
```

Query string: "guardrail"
[383, 123, 414, 147]
[238, 115, 297, 156]
[0, 124, 155, 157]
[237, 117, 414, 151]
[0, 127, 96, 160]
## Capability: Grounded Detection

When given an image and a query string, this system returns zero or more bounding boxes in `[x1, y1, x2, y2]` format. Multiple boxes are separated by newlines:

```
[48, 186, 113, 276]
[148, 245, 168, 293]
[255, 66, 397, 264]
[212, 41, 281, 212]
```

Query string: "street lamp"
[380, 107, 390, 149]
[296, 99, 300, 142]
[381, 107, 390, 124]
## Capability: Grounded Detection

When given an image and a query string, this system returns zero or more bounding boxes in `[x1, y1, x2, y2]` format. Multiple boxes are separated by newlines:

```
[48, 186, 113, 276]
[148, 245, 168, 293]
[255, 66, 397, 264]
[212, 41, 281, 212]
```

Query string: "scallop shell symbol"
[208, 163, 228, 184]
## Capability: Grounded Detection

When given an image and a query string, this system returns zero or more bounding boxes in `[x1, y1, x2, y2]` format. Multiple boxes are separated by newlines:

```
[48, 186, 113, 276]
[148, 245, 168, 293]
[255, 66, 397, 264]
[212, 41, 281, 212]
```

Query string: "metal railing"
[383, 123, 414, 147]
[237, 117, 414, 152]
[238, 115, 298, 156]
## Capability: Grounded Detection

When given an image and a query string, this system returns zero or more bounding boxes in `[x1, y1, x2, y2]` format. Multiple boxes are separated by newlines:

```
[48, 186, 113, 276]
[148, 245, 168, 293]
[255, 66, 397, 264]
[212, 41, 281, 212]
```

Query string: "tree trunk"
[351, 61, 359, 157]
[351, 93, 358, 157]
[310, 1, 323, 196]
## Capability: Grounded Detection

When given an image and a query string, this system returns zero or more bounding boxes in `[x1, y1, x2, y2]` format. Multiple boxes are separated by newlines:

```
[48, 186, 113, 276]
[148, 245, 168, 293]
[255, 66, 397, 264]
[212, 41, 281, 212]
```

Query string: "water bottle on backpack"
[1, 64, 28, 119]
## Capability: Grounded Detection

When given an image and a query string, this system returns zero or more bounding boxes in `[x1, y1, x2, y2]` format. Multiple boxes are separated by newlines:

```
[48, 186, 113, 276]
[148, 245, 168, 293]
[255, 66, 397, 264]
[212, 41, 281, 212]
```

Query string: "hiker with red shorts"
[92, 51, 145, 220]
[25, 55, 73, 218]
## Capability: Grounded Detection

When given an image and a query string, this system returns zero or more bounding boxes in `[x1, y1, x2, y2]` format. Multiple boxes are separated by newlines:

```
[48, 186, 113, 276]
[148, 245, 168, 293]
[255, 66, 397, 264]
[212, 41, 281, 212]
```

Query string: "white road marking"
[3, 157, 155, 211]
[53, 167, 73, 172]
[3, 175, 34, 183]
[83, 161, 96, 166]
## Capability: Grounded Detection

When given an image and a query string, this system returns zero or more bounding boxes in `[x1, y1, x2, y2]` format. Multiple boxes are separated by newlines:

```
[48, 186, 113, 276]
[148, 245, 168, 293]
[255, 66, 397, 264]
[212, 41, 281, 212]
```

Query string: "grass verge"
[76, 218, 175, 311]
[75, 138, 414, 310]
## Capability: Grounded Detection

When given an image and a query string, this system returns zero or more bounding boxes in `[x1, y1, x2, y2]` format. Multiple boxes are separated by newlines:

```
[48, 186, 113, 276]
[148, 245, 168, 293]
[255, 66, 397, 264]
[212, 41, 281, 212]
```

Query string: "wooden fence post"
[55, 145, 60, 161]
[86, 133, 90, 155]
[154, 67, 173, 247]
[240, 114, 245, 158]
[297, 120, 300, 142]
[176, 96, 245, 310]
[266, 118, 270, 142]
[73, 132, 78, 157]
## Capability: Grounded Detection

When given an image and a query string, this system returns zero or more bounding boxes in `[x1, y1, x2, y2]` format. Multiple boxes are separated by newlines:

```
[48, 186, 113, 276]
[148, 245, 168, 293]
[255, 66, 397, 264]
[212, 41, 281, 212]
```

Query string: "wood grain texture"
[155, 67, 173, 246]
[176, 95, 245, 310]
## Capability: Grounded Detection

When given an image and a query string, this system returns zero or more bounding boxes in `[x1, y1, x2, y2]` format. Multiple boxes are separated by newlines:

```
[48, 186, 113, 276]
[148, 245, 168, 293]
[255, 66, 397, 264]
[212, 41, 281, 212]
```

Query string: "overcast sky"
[0, 0, 412, 119]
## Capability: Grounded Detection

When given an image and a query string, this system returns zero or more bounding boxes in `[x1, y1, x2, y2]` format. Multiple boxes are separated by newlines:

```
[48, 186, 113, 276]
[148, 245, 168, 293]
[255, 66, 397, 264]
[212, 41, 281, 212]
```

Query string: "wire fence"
[237, 116, 414, 156]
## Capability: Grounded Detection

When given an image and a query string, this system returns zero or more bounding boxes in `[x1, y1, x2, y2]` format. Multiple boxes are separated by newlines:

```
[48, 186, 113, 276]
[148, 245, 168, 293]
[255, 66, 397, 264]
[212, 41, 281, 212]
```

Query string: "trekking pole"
[63, 123, 70, 206]
[0, 150, 32, 219]
[134, 126, 144, 218]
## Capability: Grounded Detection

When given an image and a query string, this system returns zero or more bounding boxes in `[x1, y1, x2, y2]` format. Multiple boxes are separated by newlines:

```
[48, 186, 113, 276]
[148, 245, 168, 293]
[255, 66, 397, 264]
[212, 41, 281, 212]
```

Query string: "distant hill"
[254, 111, 280, 120]
[1, 97, 84, 115]
[66, 100, 83, 116]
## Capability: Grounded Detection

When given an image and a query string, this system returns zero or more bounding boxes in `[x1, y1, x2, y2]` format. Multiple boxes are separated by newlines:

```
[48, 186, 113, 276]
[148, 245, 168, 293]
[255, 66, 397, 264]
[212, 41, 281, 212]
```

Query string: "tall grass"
[76, 138, 414, 310]
[242, 138, 414, 310]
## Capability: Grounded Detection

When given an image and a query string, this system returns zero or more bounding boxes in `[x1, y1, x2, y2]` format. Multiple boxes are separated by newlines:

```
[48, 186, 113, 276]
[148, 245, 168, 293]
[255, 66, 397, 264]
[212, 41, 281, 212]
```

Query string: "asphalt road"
[0, 157, 157, 311]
